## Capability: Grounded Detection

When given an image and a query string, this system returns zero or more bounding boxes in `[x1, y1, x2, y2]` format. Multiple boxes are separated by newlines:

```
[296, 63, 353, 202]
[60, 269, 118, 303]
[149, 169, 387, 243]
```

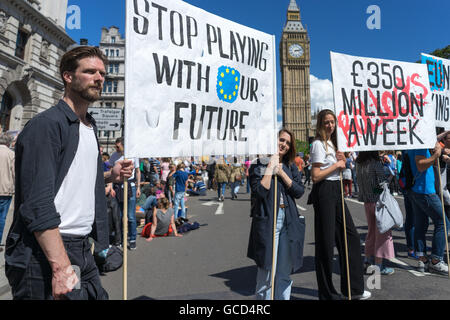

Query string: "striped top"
[356, 159, 388, 203]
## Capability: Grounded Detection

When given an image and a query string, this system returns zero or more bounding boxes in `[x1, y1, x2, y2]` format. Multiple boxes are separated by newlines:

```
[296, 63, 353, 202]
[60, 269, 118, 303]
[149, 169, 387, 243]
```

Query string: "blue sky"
[66, 0, 450, 114]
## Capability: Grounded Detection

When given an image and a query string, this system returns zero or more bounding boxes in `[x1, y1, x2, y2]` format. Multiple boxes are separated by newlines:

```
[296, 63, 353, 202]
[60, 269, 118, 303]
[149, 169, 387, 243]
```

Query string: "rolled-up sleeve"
[17, 116, 61, 233]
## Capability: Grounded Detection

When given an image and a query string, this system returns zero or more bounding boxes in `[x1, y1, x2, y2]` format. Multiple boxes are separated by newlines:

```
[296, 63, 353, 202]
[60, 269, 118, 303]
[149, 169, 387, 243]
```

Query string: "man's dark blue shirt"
[5, 100, 109, 269]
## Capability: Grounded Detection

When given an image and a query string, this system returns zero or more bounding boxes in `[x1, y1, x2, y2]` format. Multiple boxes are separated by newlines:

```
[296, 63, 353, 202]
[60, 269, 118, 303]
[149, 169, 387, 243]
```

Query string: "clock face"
[288, 44, 303, 58]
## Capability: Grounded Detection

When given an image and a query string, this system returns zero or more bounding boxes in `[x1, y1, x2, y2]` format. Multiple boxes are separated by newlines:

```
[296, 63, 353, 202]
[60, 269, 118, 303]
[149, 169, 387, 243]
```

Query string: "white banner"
[421, 53, 450, 129]
[330, 51, 435, 152]
[124, 0, 277, 158]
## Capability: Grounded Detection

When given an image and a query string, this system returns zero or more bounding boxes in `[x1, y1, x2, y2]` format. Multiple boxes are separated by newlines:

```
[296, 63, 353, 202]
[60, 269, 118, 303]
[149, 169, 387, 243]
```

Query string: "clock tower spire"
[280, 0, 311, 142]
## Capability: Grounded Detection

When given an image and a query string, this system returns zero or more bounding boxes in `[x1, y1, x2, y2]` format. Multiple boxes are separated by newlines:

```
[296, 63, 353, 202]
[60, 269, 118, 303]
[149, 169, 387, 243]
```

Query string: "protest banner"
[124, 0, 278, 159]
[330, 51, 435, 152]
[421, 53, 450, 129]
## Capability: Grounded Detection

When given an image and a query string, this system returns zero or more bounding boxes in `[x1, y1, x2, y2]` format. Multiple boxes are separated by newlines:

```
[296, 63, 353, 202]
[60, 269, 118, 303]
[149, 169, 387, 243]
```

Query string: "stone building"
[90, 26, 125, 154]
[0, 0, 74, 133]
[280, 0, 312, 142]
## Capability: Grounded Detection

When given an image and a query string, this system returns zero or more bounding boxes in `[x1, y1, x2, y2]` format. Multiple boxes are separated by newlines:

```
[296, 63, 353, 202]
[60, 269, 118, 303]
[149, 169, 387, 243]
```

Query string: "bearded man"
[5, 46, 133, 300]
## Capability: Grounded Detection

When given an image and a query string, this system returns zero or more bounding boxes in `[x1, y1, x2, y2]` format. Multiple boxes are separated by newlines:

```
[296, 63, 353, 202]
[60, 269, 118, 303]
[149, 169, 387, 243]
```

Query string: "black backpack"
[398, 152, 415, 190]
[94, 245, 123, 273]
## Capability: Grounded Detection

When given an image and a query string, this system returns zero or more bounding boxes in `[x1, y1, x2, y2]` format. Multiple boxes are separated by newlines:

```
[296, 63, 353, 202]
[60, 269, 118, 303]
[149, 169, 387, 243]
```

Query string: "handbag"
[375, 182, 404, 233]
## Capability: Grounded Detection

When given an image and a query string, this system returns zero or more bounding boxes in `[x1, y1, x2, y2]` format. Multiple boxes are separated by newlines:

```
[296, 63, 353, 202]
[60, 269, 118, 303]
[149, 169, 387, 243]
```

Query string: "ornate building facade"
[0, 0, 74, 133]
[280, 0, 312, 142]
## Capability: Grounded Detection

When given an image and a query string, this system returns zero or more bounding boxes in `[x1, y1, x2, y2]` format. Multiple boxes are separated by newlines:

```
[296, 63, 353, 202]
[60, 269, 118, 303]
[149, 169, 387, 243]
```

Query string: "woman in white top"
[308, 109, 370, 300]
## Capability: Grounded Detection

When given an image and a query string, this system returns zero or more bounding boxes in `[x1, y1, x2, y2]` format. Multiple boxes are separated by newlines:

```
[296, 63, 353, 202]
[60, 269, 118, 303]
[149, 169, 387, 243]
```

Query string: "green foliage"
[295, 139, 310, 155]
[416, 45, 450, 62]
[429, 45, 450, 59]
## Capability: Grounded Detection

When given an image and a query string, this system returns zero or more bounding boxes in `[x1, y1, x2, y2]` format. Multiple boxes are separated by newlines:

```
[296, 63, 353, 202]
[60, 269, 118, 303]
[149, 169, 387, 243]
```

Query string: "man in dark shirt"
[5, 46, 132, 300]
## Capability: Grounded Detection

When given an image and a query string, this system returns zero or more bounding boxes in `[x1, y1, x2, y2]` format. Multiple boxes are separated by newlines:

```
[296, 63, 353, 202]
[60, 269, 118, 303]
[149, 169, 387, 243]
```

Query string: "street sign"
[88, 107, 122, 121]
[88, 108, 122, 131]
[95, 119, 121, 131]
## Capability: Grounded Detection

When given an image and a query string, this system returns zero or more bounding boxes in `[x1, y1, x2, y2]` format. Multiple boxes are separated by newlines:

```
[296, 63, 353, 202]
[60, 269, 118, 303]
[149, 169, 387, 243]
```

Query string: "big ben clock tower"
[280, 0, 311, 142]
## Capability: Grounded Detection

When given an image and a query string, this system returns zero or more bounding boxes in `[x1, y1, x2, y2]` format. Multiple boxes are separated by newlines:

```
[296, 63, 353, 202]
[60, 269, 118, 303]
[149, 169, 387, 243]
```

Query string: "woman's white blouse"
[310, 140, 341, 181]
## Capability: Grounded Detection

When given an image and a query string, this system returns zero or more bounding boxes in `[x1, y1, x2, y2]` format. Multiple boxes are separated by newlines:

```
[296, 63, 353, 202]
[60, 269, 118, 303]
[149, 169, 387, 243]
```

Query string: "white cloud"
[310, 74, 334, 113]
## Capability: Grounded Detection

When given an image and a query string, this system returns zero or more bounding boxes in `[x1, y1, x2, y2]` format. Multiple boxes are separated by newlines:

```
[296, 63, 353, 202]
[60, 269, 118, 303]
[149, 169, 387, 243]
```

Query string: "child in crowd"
[342, 152, 353, 198]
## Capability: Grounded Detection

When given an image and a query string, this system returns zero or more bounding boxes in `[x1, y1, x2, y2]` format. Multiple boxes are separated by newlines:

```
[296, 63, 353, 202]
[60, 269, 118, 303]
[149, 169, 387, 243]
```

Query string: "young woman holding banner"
[247, 129, 305, 300]
[308, 109, 370, 300]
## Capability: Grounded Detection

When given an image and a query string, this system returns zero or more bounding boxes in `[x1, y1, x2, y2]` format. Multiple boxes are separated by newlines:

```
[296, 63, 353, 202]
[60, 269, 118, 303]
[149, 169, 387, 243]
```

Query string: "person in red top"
[294, 153, 304, 175]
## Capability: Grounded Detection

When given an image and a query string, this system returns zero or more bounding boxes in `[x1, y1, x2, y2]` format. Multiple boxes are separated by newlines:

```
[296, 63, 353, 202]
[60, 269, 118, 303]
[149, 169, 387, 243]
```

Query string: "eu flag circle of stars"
[216, 66, 240, 103]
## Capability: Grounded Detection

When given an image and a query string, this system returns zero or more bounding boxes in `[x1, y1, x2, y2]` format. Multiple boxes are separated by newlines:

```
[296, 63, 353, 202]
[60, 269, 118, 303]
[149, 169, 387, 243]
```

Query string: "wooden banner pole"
[340, 172, 352, 300]
[123, 177, 128, 300]
[270, 174, 278, 300]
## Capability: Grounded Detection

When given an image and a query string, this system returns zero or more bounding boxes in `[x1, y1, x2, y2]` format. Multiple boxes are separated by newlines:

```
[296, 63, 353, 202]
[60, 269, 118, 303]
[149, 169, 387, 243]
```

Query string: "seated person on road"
[145, 197, 182, 241]
[187, 176, 207, 196]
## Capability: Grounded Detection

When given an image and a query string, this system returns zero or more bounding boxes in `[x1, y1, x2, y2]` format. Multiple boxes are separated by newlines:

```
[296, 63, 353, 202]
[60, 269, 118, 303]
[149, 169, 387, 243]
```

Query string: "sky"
[66, 0, 450, 117]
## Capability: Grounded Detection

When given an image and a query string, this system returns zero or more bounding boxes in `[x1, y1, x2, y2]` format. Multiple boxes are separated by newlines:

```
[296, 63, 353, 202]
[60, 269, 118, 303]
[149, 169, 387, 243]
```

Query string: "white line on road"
[344, 197, 364, 205]
[215, 202, 224, 215]
[202, 201, 224, 215]
[390, 257, 426, 277]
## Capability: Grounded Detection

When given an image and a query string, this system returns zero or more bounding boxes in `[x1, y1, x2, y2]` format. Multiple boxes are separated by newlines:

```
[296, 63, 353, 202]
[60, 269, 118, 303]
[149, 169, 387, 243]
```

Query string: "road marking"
[297, 205, 307, 211]
[390, 257, 426, 277]
[344, 198, 364, 205]
[202, 201, 224, 215]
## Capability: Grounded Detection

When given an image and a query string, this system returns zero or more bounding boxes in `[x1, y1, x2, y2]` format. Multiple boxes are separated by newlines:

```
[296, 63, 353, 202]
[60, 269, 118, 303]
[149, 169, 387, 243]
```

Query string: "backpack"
[94, 245, 123, 273]
[398, 152, 415, 190]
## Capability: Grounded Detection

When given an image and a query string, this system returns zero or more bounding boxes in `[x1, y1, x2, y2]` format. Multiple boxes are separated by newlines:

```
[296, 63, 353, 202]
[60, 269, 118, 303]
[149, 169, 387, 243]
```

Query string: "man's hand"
[433, 141, 442, 158]
[111, 159, 133, 183]
[52, 264, 79, 300]
[442, 154, 450, 163]
[136, 187, 141, 198]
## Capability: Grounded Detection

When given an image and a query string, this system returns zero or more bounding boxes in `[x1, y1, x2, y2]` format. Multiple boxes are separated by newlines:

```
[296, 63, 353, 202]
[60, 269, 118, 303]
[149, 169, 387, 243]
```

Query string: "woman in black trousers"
[309, 109, 370, 300]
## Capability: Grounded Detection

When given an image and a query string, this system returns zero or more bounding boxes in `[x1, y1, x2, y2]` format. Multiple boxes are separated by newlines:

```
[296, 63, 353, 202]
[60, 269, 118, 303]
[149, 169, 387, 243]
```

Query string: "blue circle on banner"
[216, 66, 240, 104]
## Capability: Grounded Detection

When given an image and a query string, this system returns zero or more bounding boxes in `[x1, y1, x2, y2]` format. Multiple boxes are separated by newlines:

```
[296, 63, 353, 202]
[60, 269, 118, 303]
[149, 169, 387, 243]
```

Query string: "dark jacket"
[247, 158, 306, 272]
[5, 100, 109, 269]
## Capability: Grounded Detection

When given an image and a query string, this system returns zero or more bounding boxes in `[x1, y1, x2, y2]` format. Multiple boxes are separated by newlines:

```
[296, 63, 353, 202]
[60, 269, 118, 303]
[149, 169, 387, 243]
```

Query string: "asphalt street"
[2, 182, 450, 300]
[98, 183, 450, 300]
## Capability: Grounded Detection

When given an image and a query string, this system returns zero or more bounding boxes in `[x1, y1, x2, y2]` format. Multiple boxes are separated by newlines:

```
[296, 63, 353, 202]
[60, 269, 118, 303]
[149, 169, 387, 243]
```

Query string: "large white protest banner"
[421, 53, 450, 129]
[330, 51, 435, 152]
[124, 0, 277, 158]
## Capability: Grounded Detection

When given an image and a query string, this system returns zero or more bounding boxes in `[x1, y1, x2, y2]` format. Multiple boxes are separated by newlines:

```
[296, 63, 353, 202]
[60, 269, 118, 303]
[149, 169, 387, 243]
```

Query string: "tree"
[429, 45, 450, 59]
[295, 139, 309, 156]
[416, 45, 450, 62]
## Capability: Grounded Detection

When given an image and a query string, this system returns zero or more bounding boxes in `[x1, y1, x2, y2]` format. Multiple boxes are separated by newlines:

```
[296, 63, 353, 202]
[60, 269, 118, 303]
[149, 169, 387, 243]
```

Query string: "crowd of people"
[99, 139, 255, 252]
[246, 110, 450, 301]
[2, 45, 449, 301]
